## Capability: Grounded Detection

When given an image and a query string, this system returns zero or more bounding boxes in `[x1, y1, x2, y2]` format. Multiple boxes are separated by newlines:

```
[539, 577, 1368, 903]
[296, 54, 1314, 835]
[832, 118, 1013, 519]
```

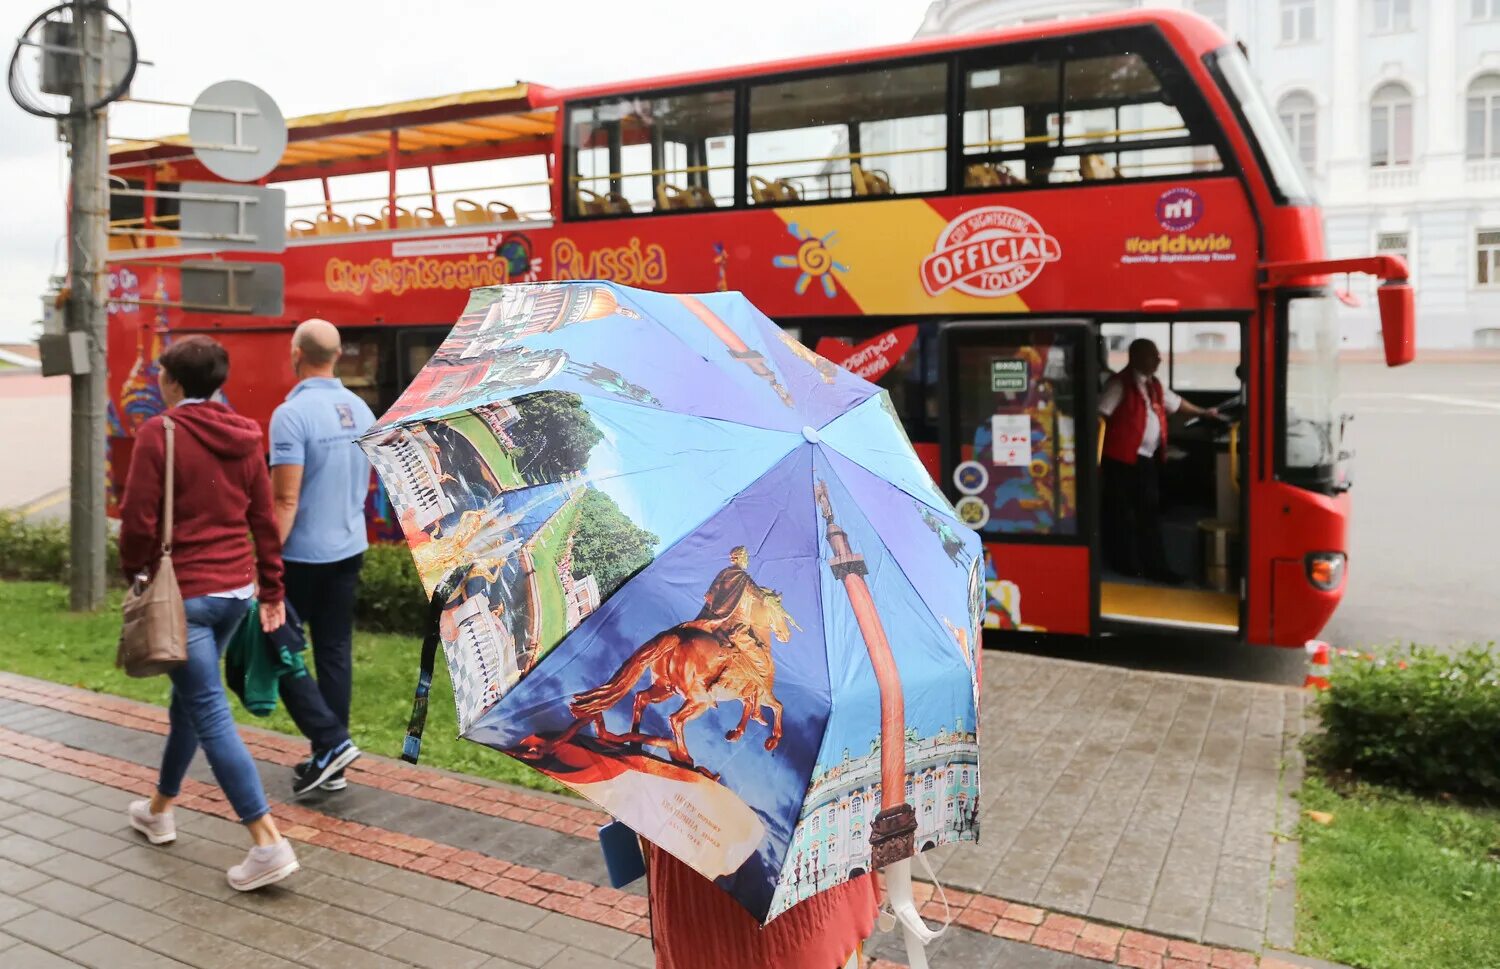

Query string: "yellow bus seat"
[965, 163, 1002, 188]
[1081, 154, 1119, 180]
[414, 205, 446, 227]
[576, 188, 606, 215]
[600, 192, 631, 215]
[381, 205, 416, 229]
[352, 213, 383, 231]
[773, 179, 801, 201]
[486, 200, 522, 222]
[289, 218, 318, 237]
[851, 163, 894, 197]
[453, 198, 489, 225]
[749, 174, 777, 204]
[314, 212, 351, 235]
[656, 183, 690, 211]
[687, 186, 716, 209]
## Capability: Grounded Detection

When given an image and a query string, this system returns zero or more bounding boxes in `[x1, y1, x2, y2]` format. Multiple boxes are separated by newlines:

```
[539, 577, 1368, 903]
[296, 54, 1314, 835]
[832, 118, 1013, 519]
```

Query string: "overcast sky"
[0, 0, 929, 342]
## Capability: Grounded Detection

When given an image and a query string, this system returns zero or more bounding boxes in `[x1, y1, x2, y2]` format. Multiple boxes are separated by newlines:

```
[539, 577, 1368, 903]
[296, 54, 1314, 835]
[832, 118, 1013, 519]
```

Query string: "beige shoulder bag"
[117, 415, 188, 677]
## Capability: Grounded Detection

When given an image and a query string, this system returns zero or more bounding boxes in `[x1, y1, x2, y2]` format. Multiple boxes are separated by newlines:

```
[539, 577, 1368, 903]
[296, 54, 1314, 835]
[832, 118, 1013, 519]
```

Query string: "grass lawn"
[1297, 775, 1500, 969]
[0, 581, 566, 795]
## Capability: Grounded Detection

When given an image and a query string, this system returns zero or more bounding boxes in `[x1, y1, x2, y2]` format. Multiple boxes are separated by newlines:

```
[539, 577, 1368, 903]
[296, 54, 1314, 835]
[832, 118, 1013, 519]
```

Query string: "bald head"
[292, 318, 341, 374]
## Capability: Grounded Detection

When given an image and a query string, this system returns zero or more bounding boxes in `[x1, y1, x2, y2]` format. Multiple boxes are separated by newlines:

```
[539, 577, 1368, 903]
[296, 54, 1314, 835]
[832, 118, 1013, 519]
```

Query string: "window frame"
[1369, 82, 1415, 168]
[1473, 0, 1500, 21]
[1274, 289, 1345, 495]
[1280, 0, 1318, 44]
[1476, 228, 1500, 289]
[1371, 0, 1411, 32]
[1466, 74, 1500, 161]
[1276, 90, 1318, 172]
[562, 24, 1242, 222]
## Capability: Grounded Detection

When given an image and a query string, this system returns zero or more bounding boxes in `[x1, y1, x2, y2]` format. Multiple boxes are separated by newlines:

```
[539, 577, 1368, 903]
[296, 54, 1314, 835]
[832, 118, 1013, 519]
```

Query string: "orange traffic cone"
[1304, 640, 1331, 690]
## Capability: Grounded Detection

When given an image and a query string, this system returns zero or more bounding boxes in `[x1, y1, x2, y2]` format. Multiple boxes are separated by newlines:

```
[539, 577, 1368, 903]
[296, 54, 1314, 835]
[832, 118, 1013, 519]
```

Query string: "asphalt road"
[5, 359, 1495, 683]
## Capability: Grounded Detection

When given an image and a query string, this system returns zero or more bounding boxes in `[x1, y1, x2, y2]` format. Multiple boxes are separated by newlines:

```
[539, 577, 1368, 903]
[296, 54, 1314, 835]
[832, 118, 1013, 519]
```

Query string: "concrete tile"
[28, 771, 96, 796]
[380, 895, 480, 939]
[66, 934, 195, 969]
[147, 923, 262, 968]
[49, 825, 134, 860]
[301, 846, 392, 885]
[77, 899, 175, 944]
[5, 907, 99, 951]
[1, 812, 75, 842]
[33, 850, 121, 888]
[94, 869, 191, 910]
[170, 890, 327, 958]
[448, 889, 548, 931]
[294, 872, 402, 916]
[288, 900, 405, 949]
[0, 895, 38, 924]
[619, 937, 656, 968]
[530, 911, 634, 958]
[0, 831, 64, 866]
[106, 843, 199, 881]
[368, 864, 471, 906]
[299, 937, 414, 969]
[379, 928, 489, 969]
[14, 789, 85, 817]
[18, 879, 112, 918]
[1, 939, 81, 968]
[460, 919, 567, 967]
[1203, 919, 1265, 951]
[162, 833, 245, 871]
[0, 760, 50, 781]
[59, 804, 125, 834]
[1089, 895, 1149, 926]
[540, 948, 632, 969]
[0, 857, 50, 894]
[476, 957, 530, 969]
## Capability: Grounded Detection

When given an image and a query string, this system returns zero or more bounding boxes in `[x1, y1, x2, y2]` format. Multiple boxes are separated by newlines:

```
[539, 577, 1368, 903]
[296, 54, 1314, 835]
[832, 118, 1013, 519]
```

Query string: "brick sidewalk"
[0, 663, 1331, 969]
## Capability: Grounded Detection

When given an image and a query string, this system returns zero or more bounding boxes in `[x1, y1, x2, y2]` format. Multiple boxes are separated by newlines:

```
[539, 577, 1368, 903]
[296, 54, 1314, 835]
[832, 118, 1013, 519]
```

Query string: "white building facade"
[915, 0, 1500, 347]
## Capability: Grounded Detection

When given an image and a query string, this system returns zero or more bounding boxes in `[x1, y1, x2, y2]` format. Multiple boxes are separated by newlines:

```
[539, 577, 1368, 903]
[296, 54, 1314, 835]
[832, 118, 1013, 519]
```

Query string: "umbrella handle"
[883, 857, 941, 969]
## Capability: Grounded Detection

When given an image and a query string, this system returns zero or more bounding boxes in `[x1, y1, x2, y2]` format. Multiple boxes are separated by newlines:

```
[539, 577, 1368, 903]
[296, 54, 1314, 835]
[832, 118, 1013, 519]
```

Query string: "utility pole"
[66, 0, 110, 611]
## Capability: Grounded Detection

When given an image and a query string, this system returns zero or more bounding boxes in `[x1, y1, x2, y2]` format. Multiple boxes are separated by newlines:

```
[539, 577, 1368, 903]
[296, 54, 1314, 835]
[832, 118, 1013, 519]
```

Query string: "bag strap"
[160, 415, 176, 557]
[401, 565, 470, 764]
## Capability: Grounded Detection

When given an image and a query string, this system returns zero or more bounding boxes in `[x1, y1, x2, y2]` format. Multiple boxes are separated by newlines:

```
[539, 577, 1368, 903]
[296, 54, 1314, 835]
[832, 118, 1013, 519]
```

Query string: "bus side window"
[747, 61, 948, 205]
[961, 62, 1057, 187]
[1063, 54, 1223, 182]
[569, 89, 735, 217]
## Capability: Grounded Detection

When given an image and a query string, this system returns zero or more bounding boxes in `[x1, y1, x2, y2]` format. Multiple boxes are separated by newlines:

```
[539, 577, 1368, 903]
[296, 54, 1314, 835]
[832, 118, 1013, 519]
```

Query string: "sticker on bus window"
[990, 415, 1031, 468]
[954, 460, 989, 495]
[955, 495, 990, 530]
[990, 359, 1028, 392]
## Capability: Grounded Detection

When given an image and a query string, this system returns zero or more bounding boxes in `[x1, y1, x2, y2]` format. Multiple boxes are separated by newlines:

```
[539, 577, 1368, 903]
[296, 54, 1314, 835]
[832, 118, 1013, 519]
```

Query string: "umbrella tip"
[801, 425, 821, 444]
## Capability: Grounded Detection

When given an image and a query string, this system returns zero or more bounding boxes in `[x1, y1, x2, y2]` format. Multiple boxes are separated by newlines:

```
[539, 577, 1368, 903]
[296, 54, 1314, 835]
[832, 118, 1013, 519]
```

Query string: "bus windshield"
[1283, 295, 1341, 475]
[1210, 46, 1313, 204]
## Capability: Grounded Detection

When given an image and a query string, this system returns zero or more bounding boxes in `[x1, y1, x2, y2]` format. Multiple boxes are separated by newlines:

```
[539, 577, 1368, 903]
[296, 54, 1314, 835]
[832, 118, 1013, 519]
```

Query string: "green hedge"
[354, 541, 428, 636]
[0, 511, 120, 583]
[1310, 645, 1500, 800]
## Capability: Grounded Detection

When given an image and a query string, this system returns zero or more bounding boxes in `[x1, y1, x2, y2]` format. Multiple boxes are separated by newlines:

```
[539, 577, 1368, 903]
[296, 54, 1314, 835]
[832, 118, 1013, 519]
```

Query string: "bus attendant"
[1098, 339, 1217, 584]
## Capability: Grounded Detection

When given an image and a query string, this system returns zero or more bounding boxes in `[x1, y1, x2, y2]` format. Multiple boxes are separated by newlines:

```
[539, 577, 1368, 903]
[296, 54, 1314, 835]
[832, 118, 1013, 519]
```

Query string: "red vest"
[1102, 372, 1168, 465]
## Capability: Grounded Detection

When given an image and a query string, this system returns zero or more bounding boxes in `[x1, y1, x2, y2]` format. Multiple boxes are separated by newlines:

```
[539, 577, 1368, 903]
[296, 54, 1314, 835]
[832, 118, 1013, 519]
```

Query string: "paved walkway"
[0, 657, 1322, 969]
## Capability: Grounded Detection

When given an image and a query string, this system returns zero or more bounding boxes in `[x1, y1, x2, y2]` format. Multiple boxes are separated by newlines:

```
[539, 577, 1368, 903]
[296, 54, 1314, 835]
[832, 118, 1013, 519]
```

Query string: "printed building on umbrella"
[455, 282, 631, 357]
[777, 719, 980, 907]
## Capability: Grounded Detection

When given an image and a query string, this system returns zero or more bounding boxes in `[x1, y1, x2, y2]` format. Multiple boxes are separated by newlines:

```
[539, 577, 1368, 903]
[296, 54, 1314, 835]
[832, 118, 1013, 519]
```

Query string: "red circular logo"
[921, 207, 1062, 298]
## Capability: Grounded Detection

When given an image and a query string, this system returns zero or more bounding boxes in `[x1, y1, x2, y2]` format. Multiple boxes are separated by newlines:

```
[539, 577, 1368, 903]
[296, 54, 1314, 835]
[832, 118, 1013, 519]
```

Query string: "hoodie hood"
[166, 401, 264, 460]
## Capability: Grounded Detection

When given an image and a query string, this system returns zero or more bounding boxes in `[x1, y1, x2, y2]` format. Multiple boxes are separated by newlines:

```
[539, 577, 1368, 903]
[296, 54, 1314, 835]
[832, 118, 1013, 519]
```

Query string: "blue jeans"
[157, 596, 270, 825]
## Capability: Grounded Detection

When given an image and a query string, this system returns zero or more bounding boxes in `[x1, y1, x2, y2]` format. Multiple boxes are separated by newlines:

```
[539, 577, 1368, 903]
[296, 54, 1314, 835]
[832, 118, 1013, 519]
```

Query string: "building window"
[1277, 91, 1318, 171]
[1467, 75, 1500, 160]
[1372, 0, 1410, 31]
[1192, 0, 1228, 28]
[1474, 0, 1500, 21]
[1280, 0, 1317, 43]
[1477, 229, 1500, 287]
[1370, 82, 1414, 167]
[1376, 231, 1411, 284]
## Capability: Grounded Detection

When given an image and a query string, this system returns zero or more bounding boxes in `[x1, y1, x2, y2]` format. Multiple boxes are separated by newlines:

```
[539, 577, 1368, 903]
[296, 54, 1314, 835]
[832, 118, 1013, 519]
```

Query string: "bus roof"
[109, 83, 558, 178]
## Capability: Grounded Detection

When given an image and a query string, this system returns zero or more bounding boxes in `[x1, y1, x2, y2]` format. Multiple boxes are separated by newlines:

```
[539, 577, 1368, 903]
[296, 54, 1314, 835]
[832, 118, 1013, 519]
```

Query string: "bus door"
[940, 320, 1096, 637]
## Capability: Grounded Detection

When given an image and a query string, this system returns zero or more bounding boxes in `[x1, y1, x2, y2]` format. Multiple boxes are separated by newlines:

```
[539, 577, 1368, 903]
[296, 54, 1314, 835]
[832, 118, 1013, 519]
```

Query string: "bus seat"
[749, 175, 777, 204]
[965, 163, 1001, 188]
[453, 199, 489, 225]
[381, 205, 416, 229]
[486, 200, 522, 222]
[314, 212, 351, 235]
[602, 192, 632, 215]
[1081, 154, 1119, 180]
[150, 231, 180, 249]
[352, 213, 383, 231]
[414, 206, 446, 227]
[576, 188, 607, 215]
[687, 186, 716, 209]
[851, 163, 893, 197]
[290, 218, 318, 237]
[108, 233, 140, 251]
[656, 183, 690, 211]
[773, 179, 801, 201]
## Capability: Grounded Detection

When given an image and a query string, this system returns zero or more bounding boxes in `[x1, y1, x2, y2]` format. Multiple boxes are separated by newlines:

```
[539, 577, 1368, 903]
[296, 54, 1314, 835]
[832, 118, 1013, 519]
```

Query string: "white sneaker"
[227, 838, 299, 892]
[127, 800, 176, 845]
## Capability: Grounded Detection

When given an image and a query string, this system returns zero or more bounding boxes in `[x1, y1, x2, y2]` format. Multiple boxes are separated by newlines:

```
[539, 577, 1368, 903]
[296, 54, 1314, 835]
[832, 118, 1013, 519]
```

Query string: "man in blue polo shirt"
[270, 319, 375, 795]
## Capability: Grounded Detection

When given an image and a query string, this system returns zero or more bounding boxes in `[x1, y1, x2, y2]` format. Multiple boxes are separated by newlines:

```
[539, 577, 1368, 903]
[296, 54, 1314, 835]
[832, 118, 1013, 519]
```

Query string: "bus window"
[1064, 53, 1221, 182]
[1281, 295, 1341, 478]
[1170, 322, 1241, 391]
[569, 88, 735, 216]
[748, 61, 948, 204]
[962, 61, 1060, 187]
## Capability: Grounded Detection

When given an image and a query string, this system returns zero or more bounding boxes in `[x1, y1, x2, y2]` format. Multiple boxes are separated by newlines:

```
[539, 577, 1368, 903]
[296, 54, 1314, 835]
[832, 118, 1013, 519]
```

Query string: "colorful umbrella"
[359, 281, 984, 926]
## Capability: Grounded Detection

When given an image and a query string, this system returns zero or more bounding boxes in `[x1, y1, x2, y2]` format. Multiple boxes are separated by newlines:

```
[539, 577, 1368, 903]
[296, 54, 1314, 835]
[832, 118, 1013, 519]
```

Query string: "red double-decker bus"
[103, 9, 1413, 648]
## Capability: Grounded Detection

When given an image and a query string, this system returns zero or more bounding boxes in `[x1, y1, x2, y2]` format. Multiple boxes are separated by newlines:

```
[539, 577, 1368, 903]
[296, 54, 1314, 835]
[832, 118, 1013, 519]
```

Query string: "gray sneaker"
[227, 838, 299, 892]
[126, 799, 176, 845]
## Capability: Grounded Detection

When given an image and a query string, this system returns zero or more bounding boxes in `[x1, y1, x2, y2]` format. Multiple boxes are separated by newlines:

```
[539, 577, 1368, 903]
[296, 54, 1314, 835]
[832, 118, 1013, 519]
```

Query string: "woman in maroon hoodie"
[118, 335, 300, 891]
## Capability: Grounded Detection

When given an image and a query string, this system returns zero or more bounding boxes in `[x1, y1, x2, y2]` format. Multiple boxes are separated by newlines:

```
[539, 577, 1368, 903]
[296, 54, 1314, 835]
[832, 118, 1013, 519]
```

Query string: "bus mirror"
[1377, 282, 1415, 367]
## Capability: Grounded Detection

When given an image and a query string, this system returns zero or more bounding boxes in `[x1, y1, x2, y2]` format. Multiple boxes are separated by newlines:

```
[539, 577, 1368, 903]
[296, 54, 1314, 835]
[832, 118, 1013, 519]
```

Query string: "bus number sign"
[991, 359, 1028, 393]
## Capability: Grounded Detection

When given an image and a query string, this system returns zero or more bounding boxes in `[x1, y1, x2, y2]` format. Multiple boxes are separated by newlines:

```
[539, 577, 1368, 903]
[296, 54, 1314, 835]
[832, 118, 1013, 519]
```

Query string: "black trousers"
[278, 668, 347, 753]
[283, 553, 364, 744]
[1101, 457, 1169, 579]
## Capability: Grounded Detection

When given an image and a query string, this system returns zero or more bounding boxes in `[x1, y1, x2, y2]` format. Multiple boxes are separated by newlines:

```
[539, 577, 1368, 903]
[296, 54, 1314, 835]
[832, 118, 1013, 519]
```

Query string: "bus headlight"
[1305, 552, 1347, 591]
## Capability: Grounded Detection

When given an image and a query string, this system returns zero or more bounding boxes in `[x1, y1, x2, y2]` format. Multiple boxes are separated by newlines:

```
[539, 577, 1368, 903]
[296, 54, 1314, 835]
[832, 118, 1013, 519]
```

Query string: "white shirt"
[174, 397, 257, 601]
[1098, 370, 1182, 458]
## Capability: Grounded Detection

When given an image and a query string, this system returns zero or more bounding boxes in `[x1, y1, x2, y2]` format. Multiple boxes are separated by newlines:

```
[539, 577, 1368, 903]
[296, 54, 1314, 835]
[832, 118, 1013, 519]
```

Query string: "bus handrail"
[284, 178, 554, 212]
[963, 124, 1188, 152]
[571, 143, 946, 184]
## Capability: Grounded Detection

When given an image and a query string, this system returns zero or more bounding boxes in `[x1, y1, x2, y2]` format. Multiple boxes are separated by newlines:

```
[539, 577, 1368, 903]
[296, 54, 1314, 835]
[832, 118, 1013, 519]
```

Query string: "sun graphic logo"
[772, 223, 848, 298]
